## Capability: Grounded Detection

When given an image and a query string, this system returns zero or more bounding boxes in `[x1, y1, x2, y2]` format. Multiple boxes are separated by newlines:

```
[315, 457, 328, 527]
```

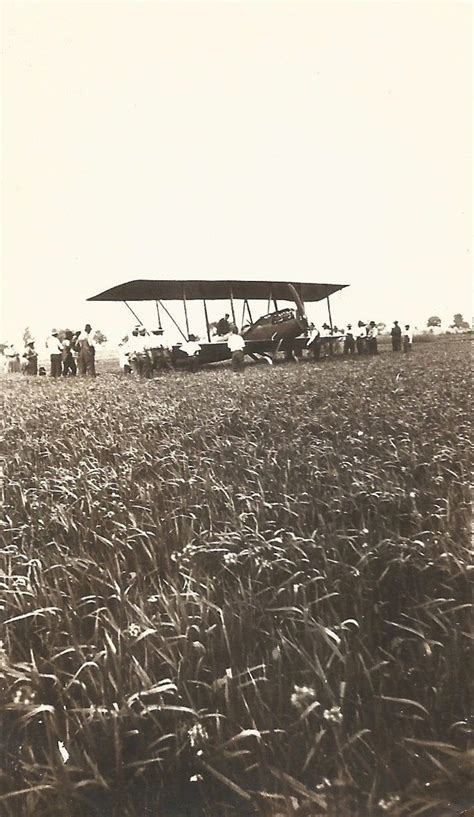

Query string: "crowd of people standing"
[0, 325, 98, 377]
[306, 320, 414, 359]
[1, 318, 414, 378]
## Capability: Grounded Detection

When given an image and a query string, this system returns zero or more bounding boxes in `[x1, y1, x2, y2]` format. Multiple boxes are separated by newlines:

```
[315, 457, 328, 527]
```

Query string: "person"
[343, 324, 355, 355]
[355, 322, 367, 355]
[321, 323, 333, 356]
[227, 328, 246, 370]
[22, 340, 38, 375]
[61, 331, 77, 376]
[148, 330, 173, 372]
[306, 323, 321, 360]
[391, 321, 402, 352]
[5, 344, 21, 373]
[76, 324, 96, 376]
[215, 314, 231, 336]
[129, 327, 152, 378]
[180, 335, 201, 372]
[332, 326, 344, 355]
[46, 330, 63, 377]
[367, 321, 379, 355]
[403, 324, 413, 352]
[138, 327, 152, 378]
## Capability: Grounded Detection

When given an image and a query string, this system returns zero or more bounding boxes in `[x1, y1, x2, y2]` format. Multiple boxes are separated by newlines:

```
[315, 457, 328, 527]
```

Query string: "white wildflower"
[378, 794, 400, 811]
[323, 705, 343, 724]
[188, 723, 209, 748]
[291, 685, 318, 710]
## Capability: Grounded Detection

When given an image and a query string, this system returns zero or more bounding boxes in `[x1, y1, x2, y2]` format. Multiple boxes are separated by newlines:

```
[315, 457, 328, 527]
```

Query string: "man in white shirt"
[403, 325, 414, 352]
[76, 324, 96, 376]
[367, 321, 379, 355]
[306, 323, 321, 360]
[227, 329, 246, 370]
[180, 335, 201, 372]
[356, 321, 367, 355]
[46, 330, 63, 377]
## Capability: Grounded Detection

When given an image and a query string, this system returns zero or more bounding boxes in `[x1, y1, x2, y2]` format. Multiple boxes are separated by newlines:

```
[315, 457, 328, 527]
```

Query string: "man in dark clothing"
[391, 321, 402, 351]
[216, 314, 231, 336]
[76, 324, 96, 377]
[22, 341, 38, 375]
[62, 331, 77, 376]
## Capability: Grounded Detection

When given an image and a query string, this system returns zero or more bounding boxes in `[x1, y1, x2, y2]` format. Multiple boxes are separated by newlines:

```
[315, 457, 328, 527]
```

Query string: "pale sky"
[2, 1, 472, 346]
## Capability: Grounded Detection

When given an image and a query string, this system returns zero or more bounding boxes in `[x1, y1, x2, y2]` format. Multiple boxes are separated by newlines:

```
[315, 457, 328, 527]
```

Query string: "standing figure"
[46, 330, 63, 377]
[129, 327, 152, 378]
[391, 321, 402, 352]
[62, 331, 77, 376]
[367, 321, 379, 355]
[22, 341, 38, 375]
[403, 325, 413, 352]
[227, 328, 246, 371]
[76, 324, 96, 376]
[343, 324, 355, 355]
[180, 335, 201, 372]
[5, 344, 21, 373]
[321, 323, 333, 356]
[356, 322, 367, 355]
[149, 330, 174, 372]
[306, 323, 321, 360]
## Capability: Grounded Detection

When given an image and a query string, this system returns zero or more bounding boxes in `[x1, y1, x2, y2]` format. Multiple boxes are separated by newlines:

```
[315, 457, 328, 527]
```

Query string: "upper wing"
[87, 279, 348, 303]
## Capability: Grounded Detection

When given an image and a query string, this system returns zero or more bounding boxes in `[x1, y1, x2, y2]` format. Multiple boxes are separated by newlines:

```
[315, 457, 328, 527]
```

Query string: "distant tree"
[23, 326, 33, 345]
[377, 322, 386, 333]
[450, 313, 470, 330]
[93, 329, 107, 345]
[427, 316, 442, 327]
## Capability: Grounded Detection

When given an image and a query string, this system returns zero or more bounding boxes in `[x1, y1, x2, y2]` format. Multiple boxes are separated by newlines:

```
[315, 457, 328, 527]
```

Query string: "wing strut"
[158, 300, 187, 341]
[124, 301, 144, 326]
[155, 301, 163, 331]
[203, 299, 211, 342]
[182, 286, 190, 338]
[326, 295, 333, 330]
[229, 286, 237, 326]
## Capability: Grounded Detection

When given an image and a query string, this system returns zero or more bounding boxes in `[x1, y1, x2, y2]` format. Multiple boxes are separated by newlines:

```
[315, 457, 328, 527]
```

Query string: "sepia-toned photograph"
[0, 2, 471, 816]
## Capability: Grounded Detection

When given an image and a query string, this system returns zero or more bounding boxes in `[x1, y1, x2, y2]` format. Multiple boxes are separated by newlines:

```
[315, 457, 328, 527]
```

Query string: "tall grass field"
[0, 337, 471, 817]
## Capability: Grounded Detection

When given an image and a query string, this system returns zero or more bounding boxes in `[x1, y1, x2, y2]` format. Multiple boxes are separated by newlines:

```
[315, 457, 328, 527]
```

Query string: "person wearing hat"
[76, 324, 96, 376]
[22, 340, 38, 375]
[403, 324, 414, 352]
[46, 330, 63, 377]
[61, 330, 77, 376]
[367, 321, 379, 355]
[343, 324, 355, 355]
[356, 321, 367, 355]
[391, 320, 402, 352]
[306, 323, 321, 360]
[129, 326, 152, 378]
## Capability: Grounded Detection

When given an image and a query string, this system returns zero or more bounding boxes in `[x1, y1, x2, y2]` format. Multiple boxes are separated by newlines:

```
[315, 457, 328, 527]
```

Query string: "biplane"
[87, 279, 348, 367]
